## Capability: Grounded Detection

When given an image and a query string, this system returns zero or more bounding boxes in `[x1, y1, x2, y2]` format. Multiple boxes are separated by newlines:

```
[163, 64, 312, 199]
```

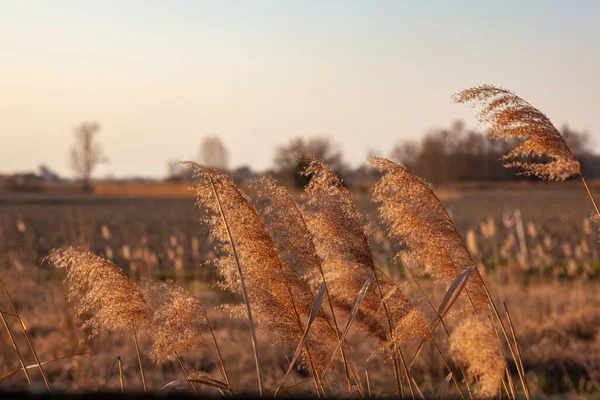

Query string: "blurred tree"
[561, 125, 591, 157]
[560, 125, 600, 177]
[166, 159, 193, 182]
[274, 137, 345, 187]
[390, 120, 517, 184]
[200, 136, 229, 171]
[69, 122, 107, 192]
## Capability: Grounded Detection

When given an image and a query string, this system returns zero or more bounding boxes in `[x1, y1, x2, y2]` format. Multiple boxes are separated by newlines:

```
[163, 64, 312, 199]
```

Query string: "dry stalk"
[187, 163, 335, 396]
[0, 277, 50, 390]
[0, 309, 32, 387]
[132, 325, 147, 393]
[206, 171, 264, 396]
[253, 176, 363, 395]
[455, 84, 600, 220]
[302, 155, 419, 397]
[174, 352, 199, 395]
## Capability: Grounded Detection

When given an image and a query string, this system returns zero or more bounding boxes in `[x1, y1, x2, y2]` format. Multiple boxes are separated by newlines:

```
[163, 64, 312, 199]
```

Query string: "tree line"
[66, 120, 599, 191]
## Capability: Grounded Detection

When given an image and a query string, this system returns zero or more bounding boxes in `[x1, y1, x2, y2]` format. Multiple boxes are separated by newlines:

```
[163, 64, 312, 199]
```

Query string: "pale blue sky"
[1, 1, 599, 177]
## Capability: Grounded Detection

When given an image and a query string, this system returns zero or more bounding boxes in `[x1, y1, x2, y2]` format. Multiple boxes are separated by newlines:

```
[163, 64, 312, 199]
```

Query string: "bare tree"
[200, 136, 229, 171]
[69, 122, 107, 192]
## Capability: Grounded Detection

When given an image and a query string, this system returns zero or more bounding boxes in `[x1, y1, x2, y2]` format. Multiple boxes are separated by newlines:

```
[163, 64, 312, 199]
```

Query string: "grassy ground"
[0, 183, 599, 397]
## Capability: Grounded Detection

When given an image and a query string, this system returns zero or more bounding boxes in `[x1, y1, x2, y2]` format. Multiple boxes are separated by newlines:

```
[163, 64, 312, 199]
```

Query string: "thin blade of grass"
[0, 276, 51, 391]
[0, 351, 121, 381]
[408, 266, 475, 371]
[278, 375, 314, 394]
[160, 377, 231, 392]
[429, 266, 476, 331]
[480, 280, 530, 400]
[411, 376, 425, 400]
[0, 310, 32, 387]
[503, 301, 530, 397]
[436, 373, 453, 399]
[204, 168, 264, 396]
[322, 276, 374, 377]
[274, 284, 326, 397]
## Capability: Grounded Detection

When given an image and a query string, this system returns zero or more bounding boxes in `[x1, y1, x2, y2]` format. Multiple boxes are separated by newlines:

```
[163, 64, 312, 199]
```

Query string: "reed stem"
[295, 206, 363, 396]
[206, 317, 233, 394]
[208, 172, 264, 396]
[0, 277, 51, 391]
[389, 264, 470, 399]
[480, 281, 529, 400]
[132, 326, 147, 393]
[371, 271, 415, 398]
[174, 352, 199, 395]
[580, 175, 600, 219]
[274, 259, 327, 397]
[117, 356, 125, 393]
[503, 302, 530, 398]
[0, 309, 32, 388]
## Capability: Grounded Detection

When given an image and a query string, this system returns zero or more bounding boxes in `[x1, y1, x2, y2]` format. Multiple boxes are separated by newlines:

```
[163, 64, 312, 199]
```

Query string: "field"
[1, 181, 600, 397]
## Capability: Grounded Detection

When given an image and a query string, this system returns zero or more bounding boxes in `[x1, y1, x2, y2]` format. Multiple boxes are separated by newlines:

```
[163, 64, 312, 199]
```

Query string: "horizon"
[2, 0, 599, 178]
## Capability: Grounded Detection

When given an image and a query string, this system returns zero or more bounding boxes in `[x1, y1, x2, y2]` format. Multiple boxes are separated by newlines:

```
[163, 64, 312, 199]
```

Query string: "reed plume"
[453, 84, 580, 181]
[251, 176, 341, 346]
[47, 247, 150, 335]
[455, 84, 600, 240]
[302, 155, 417, 340]
[301, 155, 424, 399]
[47, 247, 151, 392]
[252, 175, 361, 390]
[140, 278, 232, 394]
[186, 163, 333, 381]
[369, 157, 488, 310]
[252, 176, 322, 284]
[140, 279, 210, 363]
[450, 316, 506, 398]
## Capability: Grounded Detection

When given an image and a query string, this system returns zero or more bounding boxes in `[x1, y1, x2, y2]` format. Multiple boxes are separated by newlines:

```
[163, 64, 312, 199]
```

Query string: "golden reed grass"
[139, 278, 210, 363]
[450, 316, 507, 398]
[47, 247, 151, 392]
[47, 247, 150, 336]
[302, 156, 422, 342]
[47, 248, 229, 394]
[453, 85, 580, 181]
[186, 162, 335, 394]
[8, 150, 542, 397]
[369, 157, 516, 397]
[301, 155, 426, 396]
[454, 84, 600, 220]
[252, 176, 362, 391]
[140, 278, 231, 393]
[369, 157, 488, 311]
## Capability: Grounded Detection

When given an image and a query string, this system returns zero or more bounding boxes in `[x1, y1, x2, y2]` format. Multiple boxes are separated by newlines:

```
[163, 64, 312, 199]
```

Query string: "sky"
[1, 0, 599, 178]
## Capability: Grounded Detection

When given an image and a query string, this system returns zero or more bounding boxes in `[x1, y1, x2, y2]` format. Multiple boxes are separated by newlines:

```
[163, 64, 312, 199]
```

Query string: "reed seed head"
[140, 278, 210, 363]
[186, 162, 333, 372]
[302, 155, 417, 344]
[252, 176, 323, 284]
[368, 157, 488, 310]
[454, 84, 581, 181]
[450, 316, 506, 398]
[46, 247, 150, 336]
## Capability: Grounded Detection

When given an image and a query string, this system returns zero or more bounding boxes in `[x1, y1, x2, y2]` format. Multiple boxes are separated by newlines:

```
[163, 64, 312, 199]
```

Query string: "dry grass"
[450, 316, 507, 398]
[453, 85, 580, 182]
[2, 85, 600, 398]
[2, 174, 600, 397]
